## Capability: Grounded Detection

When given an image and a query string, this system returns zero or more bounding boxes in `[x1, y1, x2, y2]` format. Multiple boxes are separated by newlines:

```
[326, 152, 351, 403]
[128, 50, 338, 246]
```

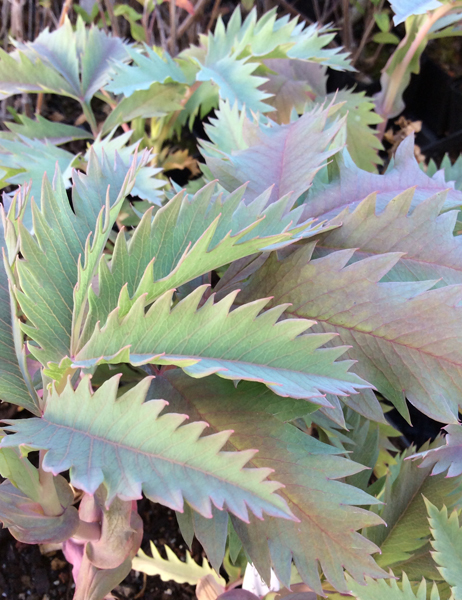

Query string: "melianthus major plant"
[1, 2, 462, 600]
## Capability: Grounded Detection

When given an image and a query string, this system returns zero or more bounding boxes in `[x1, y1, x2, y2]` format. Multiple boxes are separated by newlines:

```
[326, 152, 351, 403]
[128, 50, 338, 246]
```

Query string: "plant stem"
[38, 451, 63, 517]
[58, 0, 73, 27]
[73, 518, 101, 542]
[169, 0, 177, 55]
[377, 2, 456, 139]
[82, 101, 98, 137]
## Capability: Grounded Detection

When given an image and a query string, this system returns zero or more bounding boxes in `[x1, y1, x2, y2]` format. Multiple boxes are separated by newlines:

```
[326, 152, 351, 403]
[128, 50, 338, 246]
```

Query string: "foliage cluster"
[1, 1, 462, 599]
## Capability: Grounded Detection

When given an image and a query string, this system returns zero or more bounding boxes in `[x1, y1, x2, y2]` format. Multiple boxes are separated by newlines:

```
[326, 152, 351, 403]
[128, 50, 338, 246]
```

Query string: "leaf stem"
[73, 518, 102, 542]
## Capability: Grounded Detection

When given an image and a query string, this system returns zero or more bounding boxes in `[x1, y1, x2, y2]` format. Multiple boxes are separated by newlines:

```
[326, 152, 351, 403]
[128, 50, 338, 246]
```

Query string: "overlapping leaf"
[133, 542, 225, 586]
[413, 424, 462, 477]
[426, 154, 462, 191]
[150, 372, 385, 594]
[0, 18, 129, 102]
[202, 102, 345, 204]
[1, 375, 294, 523]
[5, 114, 91, 144]
[14, 150, 151, 365]
[366, 442, 462, 570]
[316, 189, 462, 285]
[347, 572, 442, 600]
[427, 500, 462, 598]
[76, 181, 323, 349]
[389, 0, 443, 25]
[238, 243, 462, 423]
[302, 135, 462, 221]
[0, 209, 39, 413]
[74, 284, 370, 402]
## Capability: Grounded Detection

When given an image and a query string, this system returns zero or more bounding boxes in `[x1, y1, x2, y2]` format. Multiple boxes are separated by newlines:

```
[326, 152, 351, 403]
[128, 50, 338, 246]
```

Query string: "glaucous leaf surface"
[238, 242, 462, 423]
[414, 425, 462, 477]
[202, 102, 345, 204]
[1, 375, 294, 522]
[316, 189, 462, 286]
[151, 372, 385, 594]
[427, 500, 462, 598]
[76, 181, 321, 349]
[74, 285, 370, 402]
[302, 135, 462, 221]
[389, 0, 443, 25]
[5, 115, 91, 145]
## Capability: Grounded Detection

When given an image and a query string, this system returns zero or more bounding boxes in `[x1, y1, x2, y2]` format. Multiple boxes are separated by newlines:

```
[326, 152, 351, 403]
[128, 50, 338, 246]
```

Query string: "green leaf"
[1, 375, 294, 523]
[426, 155, 462, 191]
[5, 114, 92, 145]
[0, 208, 39, 413]
[302, 135, 462, 221]
[102, 82, 186, 135]
[105, 44, 188, 96]
[427, 499, 462, 598]
[315, 189, 462, 286]
[14, 149, 150, 365]
[389, 0, 443, 25]
[238, 242, 462, 423]
[76, 181, 323, 350]
[366, 441, 462, 569]
[0, 18, 129, 102]
[0, 436, 41, 502]
[73, 284, 370, 403]
[202, 102, 345, 204]
[152, 371, 385, 594]
[373, 32, 401, 44]
[347, 572, 441, 600]
[132, 542, 225, 586]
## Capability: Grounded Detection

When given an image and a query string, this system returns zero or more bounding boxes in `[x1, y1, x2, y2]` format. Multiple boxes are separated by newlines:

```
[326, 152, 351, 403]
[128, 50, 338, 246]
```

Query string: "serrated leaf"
[202, 102, 345, 204]
[6, 115, 92, 145]
[74, 285, 370, 403]
[105, 44, 187, 96]
[413, 424, 462, 477]
[316, 189, 462, 286]
[302, 135, 462, 222]
[15, 150, 150, 365]
[238, 243, 462, 423]
[76, 181, 323, 349]
[426, 500, 462, 598]
[347, 572, 440, 600]
[1, 375, 294, 523]
[0, 436, 41, 501]
[366, 441, 462, 569]
[0, 208, 39, 413]
[102, 82, 186, 135]
[152, 371, 385, 594]
[426, 155, 462, 192]
[389, 0, 443, 25]
[1, 17, 129, 102]
[133, 541, 225, 586]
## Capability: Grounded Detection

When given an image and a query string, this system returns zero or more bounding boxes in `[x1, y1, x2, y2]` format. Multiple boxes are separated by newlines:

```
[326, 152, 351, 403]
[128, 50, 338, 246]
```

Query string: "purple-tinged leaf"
[412, 424, 462, 477]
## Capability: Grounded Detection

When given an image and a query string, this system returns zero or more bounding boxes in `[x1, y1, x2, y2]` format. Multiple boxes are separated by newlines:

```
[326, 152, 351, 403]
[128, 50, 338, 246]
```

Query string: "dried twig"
[169, 0, 209, 43]
[351, 0, 385, 66]
[341, 0, 352, 51]
[58, 0, 73, 27]
[206, 0, 221, 32]
[169, 0, 177, 55]
[104, 0, 120, 36]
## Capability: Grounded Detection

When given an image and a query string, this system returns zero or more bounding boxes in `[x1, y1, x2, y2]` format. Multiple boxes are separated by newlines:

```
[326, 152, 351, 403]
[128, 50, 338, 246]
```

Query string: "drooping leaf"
[366, 441, 462, 570]
[389, 0, 443, 25]
[202, 102, 345, 204]
[347, 572, 441, 600]
[413, 424, 462, 477]
[5, 114, 92, 145]
[14, 150, 150, 365]
[1, 375, 294, 523]
[0, 206, 39, 413]
[315, 189, 462, 286]
[238, 242, 462, 423]
[302, 135, 462, 222]
[0, 17, 129, 103]
[0, 476, 79, 544]
[151, 372, 386, 594]
[426, 499, 462, 598]
[74, 284, 370, 403]
[76, 181, 323, 349]
[132, 541, 225, 586]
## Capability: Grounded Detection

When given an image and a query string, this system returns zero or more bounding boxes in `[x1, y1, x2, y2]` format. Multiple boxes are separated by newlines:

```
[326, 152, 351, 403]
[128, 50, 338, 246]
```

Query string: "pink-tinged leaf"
[1, 375, 294, 523]
[218, 591, 260, 600]
[412, 424, 462, 477]
[155, 372, 386, 595]
[238, 243, 462, 424]
[315, 188, 462, 286]
[203, 103, 345, 205]
[302, 135, 462, 222]
[175, 0, 195, 14]
[0, 475, 79, 544]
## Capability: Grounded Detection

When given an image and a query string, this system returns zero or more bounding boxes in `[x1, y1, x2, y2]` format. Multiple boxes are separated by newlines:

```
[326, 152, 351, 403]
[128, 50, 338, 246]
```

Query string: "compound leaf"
[74, 284, 370, 403]
[238, 243, 462, 423]
[1, 375, 294, 523]
[151, 371, 385, 594]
